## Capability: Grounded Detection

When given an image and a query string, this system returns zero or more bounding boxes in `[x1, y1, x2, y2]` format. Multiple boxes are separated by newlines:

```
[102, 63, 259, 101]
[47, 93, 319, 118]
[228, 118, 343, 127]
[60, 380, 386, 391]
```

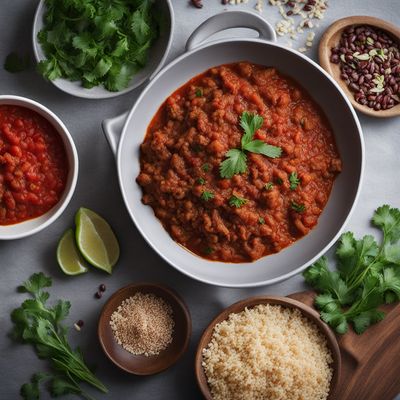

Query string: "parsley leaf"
[289, 171, 300, 190]
[242, 140, 282, 158]
[12, 273, 107, 398]
[202, 163, 211, 172]
[219, 112, 282, 179]
[265, 182, 274, 191]
[220, 149, 247, 179]
[258, 217, 265, 225]
[229, 195, 247, 208]
[4, 52, 30, 73]
[291, 201, 305, 213]
[240, 111, 264, 147]
[197, 177, 206, 185]
[195, 88, 203, 97]
[201, 190, 214, 201]
[303, 205, 400, 334]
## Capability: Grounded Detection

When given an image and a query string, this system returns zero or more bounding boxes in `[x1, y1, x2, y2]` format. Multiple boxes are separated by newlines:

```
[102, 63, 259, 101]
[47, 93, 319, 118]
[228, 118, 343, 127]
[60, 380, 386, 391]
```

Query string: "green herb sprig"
[11, 273, 107, 399]
[219, 112, 282, 179]
[289, 171, 300, 190]
[37, 0, 159, 91]
[229, 195, 247, 208]
[201, 190, 214, 201]
[4, 52, 30, 73]
[303, 205, 400, 334]
[291, 201, 305, 213]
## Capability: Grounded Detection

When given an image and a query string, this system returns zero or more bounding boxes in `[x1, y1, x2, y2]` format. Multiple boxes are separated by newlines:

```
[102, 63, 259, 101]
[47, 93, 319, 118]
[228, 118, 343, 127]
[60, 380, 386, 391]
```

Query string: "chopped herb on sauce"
[291, 201, 305, 213]
[201, 190, 214, 201]
[258, 217, 265, 225]
[204, 246, 214, 255]
[195, 88, 203, 97]
[264, 182, 274, 191]
[202, 163, 211, 172]
[197, 177, 206, 185]
[275, 177, 283, 185]
[229, 195, 247, 208]
[289, 172, 300, 190]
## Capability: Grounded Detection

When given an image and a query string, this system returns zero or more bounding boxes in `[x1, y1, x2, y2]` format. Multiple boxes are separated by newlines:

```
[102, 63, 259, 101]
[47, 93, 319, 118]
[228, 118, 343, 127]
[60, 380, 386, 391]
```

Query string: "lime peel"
[75, 207, 120, 274]
[57, 229, 89, 276]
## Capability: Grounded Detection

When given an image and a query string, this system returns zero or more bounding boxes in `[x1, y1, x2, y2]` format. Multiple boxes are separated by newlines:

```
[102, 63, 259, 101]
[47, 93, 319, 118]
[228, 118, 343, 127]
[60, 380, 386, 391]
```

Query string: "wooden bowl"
[319, 16, 400, 118]
[195, 296, 341, 400]
[98, 283, 191, 375]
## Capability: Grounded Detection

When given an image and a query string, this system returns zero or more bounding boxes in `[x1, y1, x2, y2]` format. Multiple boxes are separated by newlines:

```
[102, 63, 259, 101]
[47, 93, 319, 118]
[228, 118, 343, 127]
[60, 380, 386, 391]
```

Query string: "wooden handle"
[289, 291, 400, 400]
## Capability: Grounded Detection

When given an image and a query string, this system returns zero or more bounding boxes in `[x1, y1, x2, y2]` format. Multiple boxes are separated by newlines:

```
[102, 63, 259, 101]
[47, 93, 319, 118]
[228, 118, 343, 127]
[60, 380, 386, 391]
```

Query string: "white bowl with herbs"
[32, 0, 174, 99]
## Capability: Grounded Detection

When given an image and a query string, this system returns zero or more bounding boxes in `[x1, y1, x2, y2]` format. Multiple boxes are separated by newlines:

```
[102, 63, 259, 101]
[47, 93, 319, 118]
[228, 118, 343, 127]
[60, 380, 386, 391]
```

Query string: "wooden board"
[288, 291, 400, 400]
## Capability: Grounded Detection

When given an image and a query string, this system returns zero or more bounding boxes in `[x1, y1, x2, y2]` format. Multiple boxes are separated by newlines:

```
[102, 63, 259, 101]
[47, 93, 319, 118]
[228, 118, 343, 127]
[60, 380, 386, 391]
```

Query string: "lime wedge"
[75, 208, 120, 274]
[57, 229, 89, 275]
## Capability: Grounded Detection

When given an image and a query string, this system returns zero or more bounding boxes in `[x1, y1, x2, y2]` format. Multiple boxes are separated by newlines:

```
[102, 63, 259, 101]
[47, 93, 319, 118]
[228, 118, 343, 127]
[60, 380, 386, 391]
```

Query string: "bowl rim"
[115, 37, 365, 288]
[194, 295, 341, 400]
[0, 95, 78, 239]
[97, 282, 192, 375]
[319, 15, 400, 118]
[31, 0, 175, 99]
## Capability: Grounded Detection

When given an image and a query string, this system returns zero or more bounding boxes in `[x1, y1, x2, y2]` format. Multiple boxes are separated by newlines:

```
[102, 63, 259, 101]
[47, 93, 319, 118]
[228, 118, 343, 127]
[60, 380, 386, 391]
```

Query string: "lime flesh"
[75, 207, 120, 274]
[57, 229, 89, 275]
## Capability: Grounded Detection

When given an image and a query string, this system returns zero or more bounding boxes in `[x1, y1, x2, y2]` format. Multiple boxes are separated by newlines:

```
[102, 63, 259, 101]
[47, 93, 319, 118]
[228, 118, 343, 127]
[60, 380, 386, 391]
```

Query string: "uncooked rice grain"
[202, 304, 333, 400]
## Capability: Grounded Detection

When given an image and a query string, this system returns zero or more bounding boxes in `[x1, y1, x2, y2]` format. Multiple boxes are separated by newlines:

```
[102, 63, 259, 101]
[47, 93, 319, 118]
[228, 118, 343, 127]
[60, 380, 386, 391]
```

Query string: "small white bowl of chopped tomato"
[0, 95, 78, 239]
[31, 0, 174, 99]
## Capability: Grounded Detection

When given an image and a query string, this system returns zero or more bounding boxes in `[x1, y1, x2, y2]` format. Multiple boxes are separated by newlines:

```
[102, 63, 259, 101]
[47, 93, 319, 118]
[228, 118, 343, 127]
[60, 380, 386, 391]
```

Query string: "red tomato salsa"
[137, 63, 342, 263]
[0, 105, 68, 225]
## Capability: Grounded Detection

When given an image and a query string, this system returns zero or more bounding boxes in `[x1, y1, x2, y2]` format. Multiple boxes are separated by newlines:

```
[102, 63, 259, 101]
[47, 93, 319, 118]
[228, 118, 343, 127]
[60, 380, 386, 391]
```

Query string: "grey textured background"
[0, 0, 399, 399]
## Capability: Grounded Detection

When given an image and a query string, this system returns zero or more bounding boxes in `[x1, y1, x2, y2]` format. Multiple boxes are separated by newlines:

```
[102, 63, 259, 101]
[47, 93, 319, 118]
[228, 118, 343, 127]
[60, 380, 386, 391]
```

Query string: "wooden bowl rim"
[319, 15, 400, 118]
[98, 282, 192, 375]
[195, 295, 341, 400]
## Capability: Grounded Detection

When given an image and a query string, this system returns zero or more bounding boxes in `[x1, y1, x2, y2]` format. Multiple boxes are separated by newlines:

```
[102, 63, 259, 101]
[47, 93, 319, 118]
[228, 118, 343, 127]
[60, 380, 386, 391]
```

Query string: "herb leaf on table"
[11, 272, 107, 399]
[303, 205, 400, 334]
[4, 52, 30, 73]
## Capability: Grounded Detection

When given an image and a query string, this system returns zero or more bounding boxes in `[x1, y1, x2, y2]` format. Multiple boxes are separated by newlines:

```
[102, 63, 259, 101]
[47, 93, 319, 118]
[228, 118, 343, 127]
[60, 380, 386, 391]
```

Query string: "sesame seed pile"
[110, 292, 174, 356]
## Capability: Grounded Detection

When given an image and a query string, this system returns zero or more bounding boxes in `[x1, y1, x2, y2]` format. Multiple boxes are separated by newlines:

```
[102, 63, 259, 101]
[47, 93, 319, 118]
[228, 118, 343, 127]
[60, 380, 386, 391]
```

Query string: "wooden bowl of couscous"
[195, 296, 341, 400]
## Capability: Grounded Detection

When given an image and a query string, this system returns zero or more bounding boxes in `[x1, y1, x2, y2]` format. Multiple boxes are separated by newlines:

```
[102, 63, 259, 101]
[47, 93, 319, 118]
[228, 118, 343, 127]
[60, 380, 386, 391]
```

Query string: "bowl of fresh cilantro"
[32, 0, 174, 99]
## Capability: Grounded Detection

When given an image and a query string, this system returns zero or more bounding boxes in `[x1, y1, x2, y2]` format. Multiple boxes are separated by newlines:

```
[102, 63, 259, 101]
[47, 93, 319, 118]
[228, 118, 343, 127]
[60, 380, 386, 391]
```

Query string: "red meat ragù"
[0, 105, 68, 225]
[137, 63, 342, 263]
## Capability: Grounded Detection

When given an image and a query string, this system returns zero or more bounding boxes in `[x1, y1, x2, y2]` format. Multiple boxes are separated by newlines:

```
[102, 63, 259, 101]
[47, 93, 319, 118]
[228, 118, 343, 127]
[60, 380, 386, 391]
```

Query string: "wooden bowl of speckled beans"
[319, 16, 400, 118]
[98, 283, 191, 375]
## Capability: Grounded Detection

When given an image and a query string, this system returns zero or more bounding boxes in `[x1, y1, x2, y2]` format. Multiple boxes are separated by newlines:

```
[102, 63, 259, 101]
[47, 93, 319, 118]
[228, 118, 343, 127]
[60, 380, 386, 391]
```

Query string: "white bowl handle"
[186, 10, 276, 52]
[102, 111, 129, 158]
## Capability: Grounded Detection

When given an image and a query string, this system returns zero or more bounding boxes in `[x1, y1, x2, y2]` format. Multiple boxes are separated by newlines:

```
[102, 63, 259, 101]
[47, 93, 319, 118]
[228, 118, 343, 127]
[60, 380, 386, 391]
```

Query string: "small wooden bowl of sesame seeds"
[319, 16, 400, 118]
[98, 283, 191, 375]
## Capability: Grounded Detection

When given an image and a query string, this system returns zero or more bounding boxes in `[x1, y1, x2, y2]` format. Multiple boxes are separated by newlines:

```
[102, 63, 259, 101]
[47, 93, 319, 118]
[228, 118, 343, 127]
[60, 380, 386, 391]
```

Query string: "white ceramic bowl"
[0, 96, 78, 240]
[32, 0, 174, 99]
[103, 11, 364, 287]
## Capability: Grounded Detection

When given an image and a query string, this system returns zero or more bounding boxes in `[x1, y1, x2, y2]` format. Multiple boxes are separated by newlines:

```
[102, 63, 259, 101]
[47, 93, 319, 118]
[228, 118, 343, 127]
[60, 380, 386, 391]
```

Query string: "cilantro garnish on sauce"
[220, 112, 282, 179]
[229, 195, 247, 208]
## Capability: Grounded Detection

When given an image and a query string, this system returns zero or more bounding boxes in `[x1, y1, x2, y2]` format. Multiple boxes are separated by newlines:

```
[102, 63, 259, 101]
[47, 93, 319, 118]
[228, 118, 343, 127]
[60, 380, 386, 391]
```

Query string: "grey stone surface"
[0, 0, 399, 399]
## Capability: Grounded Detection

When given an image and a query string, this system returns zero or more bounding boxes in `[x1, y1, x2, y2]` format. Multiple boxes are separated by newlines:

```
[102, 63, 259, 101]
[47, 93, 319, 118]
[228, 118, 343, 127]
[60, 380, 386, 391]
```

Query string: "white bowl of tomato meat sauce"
[0, 95, 78, 240]
[103, 11, 364, 287]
